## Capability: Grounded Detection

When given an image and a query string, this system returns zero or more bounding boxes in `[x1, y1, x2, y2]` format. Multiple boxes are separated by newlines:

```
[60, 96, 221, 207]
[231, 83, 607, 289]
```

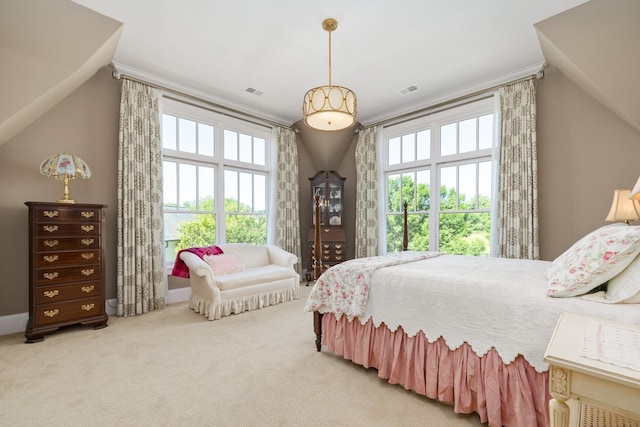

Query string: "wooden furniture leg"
[314, 311, 323, 351]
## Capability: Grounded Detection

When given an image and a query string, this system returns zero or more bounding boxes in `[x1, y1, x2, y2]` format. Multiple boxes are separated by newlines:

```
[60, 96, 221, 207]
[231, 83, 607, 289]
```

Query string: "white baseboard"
[0, 289, 191, 337]
[167, 286, 191, 304]
[0, 312, 29, 337]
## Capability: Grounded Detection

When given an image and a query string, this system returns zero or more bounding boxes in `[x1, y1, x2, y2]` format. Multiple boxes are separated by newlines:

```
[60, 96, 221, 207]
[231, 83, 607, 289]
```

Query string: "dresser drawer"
[35, 249, 101, 268]
[36, 236, 100, 252]
[34, 206, 103, 223]
[35, 297, 103, 326]
[35, 222, 100, 236]
[35, 265, 101, 285]
[35, 281, 101, 304]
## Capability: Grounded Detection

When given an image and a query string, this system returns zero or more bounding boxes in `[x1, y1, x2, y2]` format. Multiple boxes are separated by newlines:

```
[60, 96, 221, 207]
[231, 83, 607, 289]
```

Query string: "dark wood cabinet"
[25, 202, 108, 343]
[308, 171, 347, 275]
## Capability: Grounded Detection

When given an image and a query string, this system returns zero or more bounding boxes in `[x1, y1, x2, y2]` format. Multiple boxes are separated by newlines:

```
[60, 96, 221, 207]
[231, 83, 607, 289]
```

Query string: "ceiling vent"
[397, 84, 418, 95]
[245, 87, 264, 96]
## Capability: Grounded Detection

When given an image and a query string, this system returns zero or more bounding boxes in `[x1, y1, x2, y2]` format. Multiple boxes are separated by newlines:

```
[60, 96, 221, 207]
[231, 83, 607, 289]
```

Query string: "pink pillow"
[204, 253, 244, 275]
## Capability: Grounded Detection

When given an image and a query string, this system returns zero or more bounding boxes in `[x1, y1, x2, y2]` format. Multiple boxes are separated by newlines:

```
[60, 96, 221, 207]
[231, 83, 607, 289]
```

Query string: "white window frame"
[160, 97, 273, 270]
[381, 97, 498, 254]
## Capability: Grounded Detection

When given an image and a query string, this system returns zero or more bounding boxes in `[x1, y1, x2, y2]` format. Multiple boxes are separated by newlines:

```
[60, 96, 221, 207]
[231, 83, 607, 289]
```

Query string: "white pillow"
[547, 223, 640, 298]
[605, 254, 640, 303]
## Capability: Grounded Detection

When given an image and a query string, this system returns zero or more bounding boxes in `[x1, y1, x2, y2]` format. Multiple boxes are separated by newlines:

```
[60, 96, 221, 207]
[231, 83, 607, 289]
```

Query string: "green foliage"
[175, 196, 266, 249]
[175, 214, 216, 251]
[386, 175, 491, 256]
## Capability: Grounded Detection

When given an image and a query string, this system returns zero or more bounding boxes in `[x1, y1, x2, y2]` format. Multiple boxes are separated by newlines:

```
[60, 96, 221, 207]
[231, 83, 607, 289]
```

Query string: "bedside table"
[544, 312, 640, 427]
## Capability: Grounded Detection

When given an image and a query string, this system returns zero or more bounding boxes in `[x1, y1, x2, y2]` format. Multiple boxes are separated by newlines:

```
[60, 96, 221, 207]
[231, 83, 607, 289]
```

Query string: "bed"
[304, 223, 640, 427]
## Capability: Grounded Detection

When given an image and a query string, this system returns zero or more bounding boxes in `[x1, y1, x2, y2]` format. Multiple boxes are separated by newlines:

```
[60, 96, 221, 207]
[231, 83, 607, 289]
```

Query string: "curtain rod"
[367, 70, 545, 129]
[111, 68, 291, 131]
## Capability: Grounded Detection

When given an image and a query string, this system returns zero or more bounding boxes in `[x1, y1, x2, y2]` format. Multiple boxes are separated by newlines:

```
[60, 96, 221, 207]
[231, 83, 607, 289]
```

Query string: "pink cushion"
[204, 253, 244, 275]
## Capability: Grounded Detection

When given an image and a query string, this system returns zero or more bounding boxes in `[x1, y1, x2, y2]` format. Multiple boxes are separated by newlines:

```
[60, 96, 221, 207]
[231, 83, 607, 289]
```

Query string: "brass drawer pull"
[43, 255, 59, 263]
[81, 211, 95, 219]
[335, 256, 343, 261]
[43, 290, 59, 298]
[44, 309, 59, 318]
[80, 225, 95, 232]
[81, 238, 94, 246]
[334, 245, 342, 249]
[81, 304, 95, 311]
[43, 272, 59, 280]
[81, 285, 95, 293]
[43, 225, 59, 232]
[335, 250, 342, 255]
[44, 240, 59, 247]
[43, 210, 59, 218]
[323, 245, 330, 249]
[81, 269, 95, 276]
[81, 253, 94, 260]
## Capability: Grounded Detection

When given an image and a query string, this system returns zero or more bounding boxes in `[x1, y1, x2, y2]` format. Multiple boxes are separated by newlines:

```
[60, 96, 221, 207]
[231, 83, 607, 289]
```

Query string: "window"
[161, 99, 271, 269]
[383, 98, 496, 256]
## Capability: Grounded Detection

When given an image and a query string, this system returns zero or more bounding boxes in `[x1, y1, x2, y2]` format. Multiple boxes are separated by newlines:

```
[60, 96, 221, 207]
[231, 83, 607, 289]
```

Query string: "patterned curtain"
[355, 126, 379, 258]
[116, 80, 166, 316]
[498, 79, 539, 259]
[275, 127, 302, 273]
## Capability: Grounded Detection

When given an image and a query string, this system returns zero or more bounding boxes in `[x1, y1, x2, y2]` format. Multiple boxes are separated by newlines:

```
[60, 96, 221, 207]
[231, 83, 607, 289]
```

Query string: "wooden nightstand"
[544, 312, 640, 427]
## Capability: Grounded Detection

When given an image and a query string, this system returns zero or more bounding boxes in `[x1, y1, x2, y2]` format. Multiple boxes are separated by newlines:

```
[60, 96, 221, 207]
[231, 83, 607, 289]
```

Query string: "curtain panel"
[116, 79, 166, 316]
[275, 127, 302, 273]
[498, 79, 539, 260]
[355, 126, 379, 258]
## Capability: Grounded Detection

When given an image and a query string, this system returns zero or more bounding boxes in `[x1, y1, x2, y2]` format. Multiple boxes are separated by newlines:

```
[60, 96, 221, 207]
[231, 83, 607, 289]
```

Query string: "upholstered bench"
[178, 243, 300, 320]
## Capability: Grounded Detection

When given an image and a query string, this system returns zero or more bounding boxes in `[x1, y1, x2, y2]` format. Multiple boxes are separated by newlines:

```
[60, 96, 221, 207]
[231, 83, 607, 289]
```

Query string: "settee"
[178, 243, 300, 320]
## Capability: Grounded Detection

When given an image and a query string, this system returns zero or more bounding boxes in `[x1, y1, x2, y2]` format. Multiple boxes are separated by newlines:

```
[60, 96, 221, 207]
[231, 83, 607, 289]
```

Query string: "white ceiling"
[72, 0, 589, 127]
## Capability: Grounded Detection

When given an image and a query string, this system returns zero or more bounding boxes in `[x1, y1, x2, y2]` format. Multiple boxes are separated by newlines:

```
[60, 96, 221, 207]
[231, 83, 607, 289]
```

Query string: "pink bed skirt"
[321, 313, 550, 427]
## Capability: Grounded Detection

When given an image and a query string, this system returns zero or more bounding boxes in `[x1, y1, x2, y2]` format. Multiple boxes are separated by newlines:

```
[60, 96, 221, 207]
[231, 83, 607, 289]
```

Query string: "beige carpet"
[0, 286, 484, 427]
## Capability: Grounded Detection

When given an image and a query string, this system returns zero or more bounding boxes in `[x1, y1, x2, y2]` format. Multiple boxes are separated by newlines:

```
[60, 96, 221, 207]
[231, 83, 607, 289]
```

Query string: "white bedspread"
[309, 254, 640, 372]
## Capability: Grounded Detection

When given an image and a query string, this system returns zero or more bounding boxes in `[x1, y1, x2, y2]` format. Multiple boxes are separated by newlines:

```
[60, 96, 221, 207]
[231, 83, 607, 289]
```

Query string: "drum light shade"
[302, 18, 357, 131]
[39, 152, 91, 204]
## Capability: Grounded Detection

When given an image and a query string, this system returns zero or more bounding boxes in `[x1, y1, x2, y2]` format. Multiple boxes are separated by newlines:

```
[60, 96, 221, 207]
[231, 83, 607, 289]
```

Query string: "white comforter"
[309, 254, 640, 372]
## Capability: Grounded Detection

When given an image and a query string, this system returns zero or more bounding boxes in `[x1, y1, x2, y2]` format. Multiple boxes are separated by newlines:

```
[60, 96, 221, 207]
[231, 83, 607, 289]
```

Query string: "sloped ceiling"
[535, 0, 640, 133]
[0, 0, 122, 147]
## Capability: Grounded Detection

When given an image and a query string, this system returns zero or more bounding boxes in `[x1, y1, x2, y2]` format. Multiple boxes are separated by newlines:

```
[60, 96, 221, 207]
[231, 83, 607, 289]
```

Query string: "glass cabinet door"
[310, 171, 345, 227]
[327, 183, 342, 226]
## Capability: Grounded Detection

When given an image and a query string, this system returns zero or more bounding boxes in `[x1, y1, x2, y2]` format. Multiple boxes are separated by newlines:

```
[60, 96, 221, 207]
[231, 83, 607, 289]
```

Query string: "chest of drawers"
[25, 202, 108, 343]
[308, 227, 346, 274]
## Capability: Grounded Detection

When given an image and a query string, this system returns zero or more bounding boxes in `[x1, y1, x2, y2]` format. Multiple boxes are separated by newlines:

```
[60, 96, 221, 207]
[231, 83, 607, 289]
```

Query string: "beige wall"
[0, 66, 121, 316]
[537, 66, 640, 260]
[2, 64, 640, 317]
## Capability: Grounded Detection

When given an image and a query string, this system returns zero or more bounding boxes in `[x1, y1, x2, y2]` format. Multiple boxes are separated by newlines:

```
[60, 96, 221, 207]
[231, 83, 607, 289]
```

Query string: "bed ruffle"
[189, 287, 300, 320]
[321, 312, 550, 427]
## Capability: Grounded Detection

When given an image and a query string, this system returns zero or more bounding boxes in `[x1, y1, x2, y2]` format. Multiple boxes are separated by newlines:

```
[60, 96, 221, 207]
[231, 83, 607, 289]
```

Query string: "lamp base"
[56, 198, 76, 204]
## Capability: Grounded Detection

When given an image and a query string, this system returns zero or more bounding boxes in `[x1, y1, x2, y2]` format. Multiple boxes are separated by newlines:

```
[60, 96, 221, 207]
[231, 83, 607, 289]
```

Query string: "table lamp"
[605, 189, 640, 225]
[39, 152, 91, 204]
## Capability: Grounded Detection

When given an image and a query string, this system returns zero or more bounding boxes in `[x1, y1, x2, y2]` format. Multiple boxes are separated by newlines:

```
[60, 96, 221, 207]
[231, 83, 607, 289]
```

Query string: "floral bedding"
[304, 251, 441, 318]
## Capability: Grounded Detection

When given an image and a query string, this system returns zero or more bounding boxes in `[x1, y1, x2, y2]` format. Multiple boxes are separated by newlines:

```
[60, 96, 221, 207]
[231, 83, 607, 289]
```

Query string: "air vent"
[397, 84, 418, 95]
[245, 87, 264, 96]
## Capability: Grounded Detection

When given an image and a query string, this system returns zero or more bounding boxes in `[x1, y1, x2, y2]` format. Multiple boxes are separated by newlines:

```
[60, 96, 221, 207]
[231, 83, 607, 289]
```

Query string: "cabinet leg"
[25, 333, 45, 344]
[549, 397, 570, 427]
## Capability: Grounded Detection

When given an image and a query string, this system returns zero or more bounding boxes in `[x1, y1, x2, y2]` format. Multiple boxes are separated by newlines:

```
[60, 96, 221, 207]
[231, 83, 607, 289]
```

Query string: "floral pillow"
[547, 223, 640, 298]
[203, 253, 244, 275]
[604, 254, 640, 303]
